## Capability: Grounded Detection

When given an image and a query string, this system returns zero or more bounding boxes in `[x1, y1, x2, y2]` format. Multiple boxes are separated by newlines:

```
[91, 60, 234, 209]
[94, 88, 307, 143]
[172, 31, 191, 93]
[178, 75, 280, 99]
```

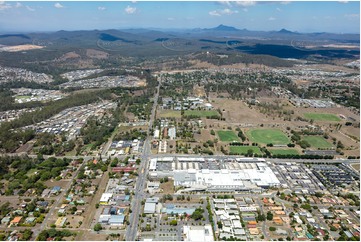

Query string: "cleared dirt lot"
[351, 164, 360, 171]
[343, 126, 360, 140]
[194, 129, 212, 142]
[160, 180, 174, 194]
[210, 98, 271, 124]
[76, 231, 108, 241]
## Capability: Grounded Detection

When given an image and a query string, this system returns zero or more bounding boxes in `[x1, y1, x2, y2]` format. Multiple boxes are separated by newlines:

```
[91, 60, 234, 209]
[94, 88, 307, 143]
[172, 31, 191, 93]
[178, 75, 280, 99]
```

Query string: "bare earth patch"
[0, 44, 44, 52]
[86, 49, 109, 59]
[211, 98, 270, 124]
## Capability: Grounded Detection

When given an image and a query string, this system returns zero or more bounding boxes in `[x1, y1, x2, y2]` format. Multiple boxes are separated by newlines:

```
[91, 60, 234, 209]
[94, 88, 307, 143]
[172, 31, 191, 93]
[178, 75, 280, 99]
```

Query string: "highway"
[126, 74, 161, 241]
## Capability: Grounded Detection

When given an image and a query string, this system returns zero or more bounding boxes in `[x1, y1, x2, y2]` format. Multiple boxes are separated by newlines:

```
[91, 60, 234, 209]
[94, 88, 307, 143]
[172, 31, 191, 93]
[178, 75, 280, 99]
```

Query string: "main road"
[126, 74, 162, 241]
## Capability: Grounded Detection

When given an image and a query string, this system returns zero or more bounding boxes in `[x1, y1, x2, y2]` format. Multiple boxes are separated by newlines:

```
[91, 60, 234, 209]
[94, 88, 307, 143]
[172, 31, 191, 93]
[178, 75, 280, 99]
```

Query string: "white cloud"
[339, 1, 349, 3]
[209, 8, 238, 17]
[223, 8, 238, 15]
[167, 17, 175, 21]
[276, 7, 281, 12]
[15, 2, 22, 8]
[54, 3, 64, 8]
[98, 6, 106, 11]
[0, 2, 12, 10]
[235, 1, 256, 7]
[280, 1, 291, 4]
[26, 5, 35, 11]
[344, 13, 359, 19]
[217, 1, 233, 7]
[243, 8, 248, 12]
[268, 17, 276, 21]
[209, 10, 221, 17]
[125, 5, 137, 14]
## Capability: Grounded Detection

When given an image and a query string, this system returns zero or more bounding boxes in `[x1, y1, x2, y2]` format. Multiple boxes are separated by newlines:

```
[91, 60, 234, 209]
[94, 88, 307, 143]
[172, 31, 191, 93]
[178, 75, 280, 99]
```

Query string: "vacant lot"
[246, 129, 290, 145]
[269, 149, 299, 155]
[184, 110, 220, 118]
[304, 113, 341, 121]
[351, 163, 360, 171]
[160, 180, 174, 194]
[210, 97, 271, 124]
[303, 136, 333, 149]
[230, 146, 262, 155]
[158, 110, 182, 118]
[217, 130, 240, 142]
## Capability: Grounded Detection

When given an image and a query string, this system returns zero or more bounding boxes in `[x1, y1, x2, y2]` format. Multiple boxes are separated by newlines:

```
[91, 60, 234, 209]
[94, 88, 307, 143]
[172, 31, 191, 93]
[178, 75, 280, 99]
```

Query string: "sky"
[0, 1, 360, 33]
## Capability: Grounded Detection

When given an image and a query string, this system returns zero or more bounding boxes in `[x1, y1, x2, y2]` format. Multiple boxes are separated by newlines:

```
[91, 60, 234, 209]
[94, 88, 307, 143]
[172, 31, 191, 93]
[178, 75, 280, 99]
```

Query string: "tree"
[257, 213, 266, 221]
[247, 149, 253, 156]
[266, 211, 273, 221]
[269, 227, 276, 231]
[110, 159, 118, 167]
[94, 223, 102, 232]
[125, 188, 130, 195]
[22, 229, 33, 241]
[301, 203, 311, 210]
[191, 208, 204, 221]
[170, 220, 177, 226]
[330, 226, 337, 231]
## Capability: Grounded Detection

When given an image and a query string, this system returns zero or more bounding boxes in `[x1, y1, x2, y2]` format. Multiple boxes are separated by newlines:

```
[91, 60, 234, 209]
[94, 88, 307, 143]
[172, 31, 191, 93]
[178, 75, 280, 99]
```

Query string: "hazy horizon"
[0, 1, 359, 34]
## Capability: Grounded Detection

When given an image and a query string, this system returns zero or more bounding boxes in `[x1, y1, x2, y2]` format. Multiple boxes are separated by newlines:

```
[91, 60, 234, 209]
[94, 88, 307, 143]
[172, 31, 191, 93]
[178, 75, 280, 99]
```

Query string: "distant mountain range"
[206, 24, 240, 32]
[0, 25, 358, 59]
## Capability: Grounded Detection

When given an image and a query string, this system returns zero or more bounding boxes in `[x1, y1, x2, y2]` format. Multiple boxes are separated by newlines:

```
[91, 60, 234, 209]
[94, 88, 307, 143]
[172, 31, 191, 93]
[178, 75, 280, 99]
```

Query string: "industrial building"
[149, 157, 280, 192]
[144, 197, 159, 214]
[183, 225, 214, 241]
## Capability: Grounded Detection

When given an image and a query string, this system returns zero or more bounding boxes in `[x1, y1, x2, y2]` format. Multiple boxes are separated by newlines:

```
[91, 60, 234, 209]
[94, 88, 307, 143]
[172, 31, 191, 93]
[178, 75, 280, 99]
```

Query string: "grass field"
[303, 136, 333, 149]
[15, 95, 31, 100]
[304, 113, 341, 121]
[158, 110, 182, 118]
[184, 110, 220, 118]
[269, 149, 299, 155]
[230, 146, 262, 155]
[217, 130, 240, 142]
[246, 129, 290, 145]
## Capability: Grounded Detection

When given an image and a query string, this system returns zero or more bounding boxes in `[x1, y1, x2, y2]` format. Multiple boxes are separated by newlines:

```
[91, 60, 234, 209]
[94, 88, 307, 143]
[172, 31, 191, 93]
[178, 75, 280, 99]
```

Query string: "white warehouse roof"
[183, 225, 214, 242]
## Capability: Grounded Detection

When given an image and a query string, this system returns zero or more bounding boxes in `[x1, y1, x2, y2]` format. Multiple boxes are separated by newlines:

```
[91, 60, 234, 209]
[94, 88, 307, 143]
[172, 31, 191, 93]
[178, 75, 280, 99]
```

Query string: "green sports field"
[269, 149, 299, 155]
[217, 130, 240, 142]
[229, 146, 262, 155]
[303, 136, 333, 149]
[246, 129, 290, 145]
[303, 113, 341, 121]
[184, 110, 220, 118]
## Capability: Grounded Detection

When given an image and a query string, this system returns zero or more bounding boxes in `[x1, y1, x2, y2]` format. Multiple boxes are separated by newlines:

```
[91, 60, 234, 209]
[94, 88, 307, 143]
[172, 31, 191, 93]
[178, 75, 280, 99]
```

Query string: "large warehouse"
[149, 157, 281, 192]
[173, 163, 280, 192]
